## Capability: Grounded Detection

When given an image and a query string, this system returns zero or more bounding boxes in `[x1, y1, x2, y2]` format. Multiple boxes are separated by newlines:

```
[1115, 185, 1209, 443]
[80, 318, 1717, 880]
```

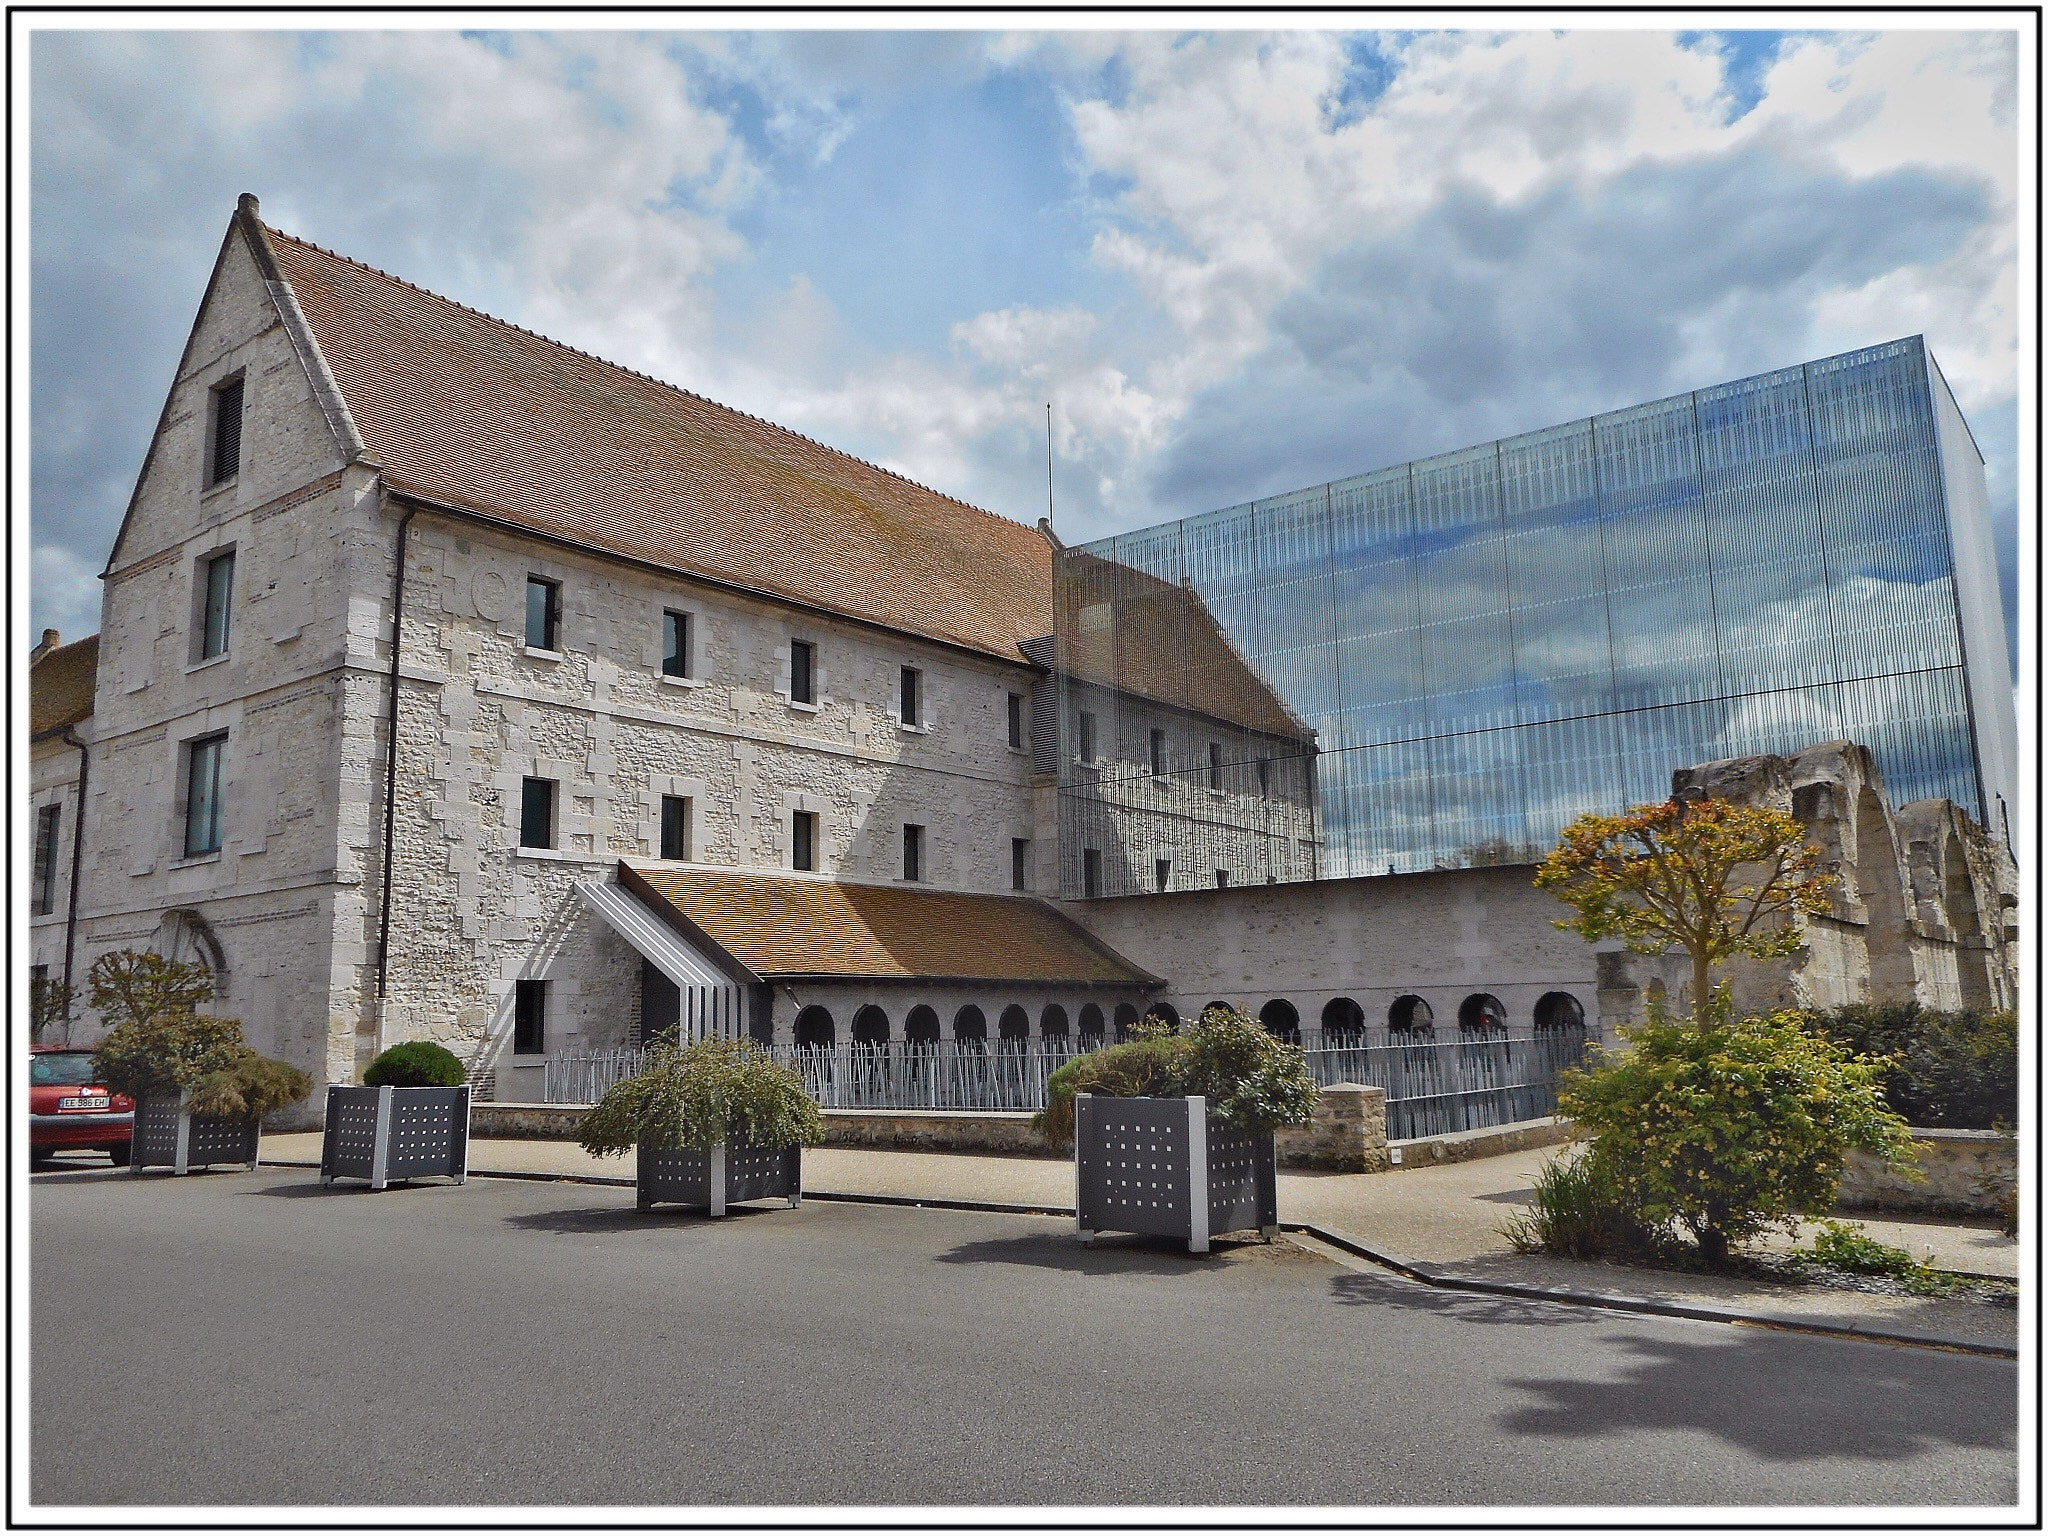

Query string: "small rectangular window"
[1149, 729, 1165, 777]
[660, 795, 691, 861]
[790, 640, 816, 705]
[1208, 741, 1223, 791]
[526, 577, 560, 651]
[514, 979, 547, 1055]
[209, 377, 243, 486]
[662, 610, 690, 679]
[900, 666, 921, 727]
[1011, 837, 1029, 892]
[1007, 692, 1024, 750]
[792, 810, 817, 872]
[1078, 711, 1097, 763]
[519, 777, 556, 850]
[1155, 857, 1171, 894]
[1083, 847, 1102, 899]
[184, 734, 226, 857]
[201, 551, 235, 659]
[33, 804, 62, 915]
[902, 823, 924, 882]
[1215, 868, 1231, 889]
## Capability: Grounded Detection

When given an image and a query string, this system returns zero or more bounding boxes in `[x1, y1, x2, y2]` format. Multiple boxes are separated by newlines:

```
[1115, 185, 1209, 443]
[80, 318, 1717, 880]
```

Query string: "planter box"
[636, 1142, 803, 1215]
[130, 1091, 259, 1175]
[320, 1084, 471, 1190]
[1074, 1093, 1278, 1254]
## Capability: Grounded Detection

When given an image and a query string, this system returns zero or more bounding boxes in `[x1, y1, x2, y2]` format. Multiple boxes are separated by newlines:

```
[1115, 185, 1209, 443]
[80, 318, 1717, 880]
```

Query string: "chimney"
[30, 628, 59, 663]
[238, 192, 260, 221]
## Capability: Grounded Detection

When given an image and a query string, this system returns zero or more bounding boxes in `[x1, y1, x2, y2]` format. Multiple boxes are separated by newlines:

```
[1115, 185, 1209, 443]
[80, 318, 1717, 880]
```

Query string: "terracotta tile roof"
[1057, 549, 1315, 742]
[30, 635, 98, 736]
[624, 864, 1157, 985]
[263, 226, 1054, 662]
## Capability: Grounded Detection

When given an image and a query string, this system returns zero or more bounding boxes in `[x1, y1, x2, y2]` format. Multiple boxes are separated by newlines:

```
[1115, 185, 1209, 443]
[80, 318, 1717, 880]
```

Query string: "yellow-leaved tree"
[1534, 796, 1835, 1023]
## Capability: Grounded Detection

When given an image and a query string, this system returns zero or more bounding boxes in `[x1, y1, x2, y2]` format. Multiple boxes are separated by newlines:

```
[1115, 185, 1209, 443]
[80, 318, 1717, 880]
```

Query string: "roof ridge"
[263, 223, 1033, 541]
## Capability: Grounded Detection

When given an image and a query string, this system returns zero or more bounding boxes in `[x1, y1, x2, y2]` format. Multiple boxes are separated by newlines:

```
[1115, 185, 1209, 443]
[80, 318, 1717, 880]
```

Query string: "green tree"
[87, 949, 217, 1033]
[1560, 995, 1918, 1264]
[1535, 797, 1834, 1022]
[29, 975, 73, 1044]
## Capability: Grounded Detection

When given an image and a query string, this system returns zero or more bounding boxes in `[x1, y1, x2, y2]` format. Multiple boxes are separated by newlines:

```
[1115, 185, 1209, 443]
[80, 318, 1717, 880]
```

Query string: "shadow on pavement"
[1499, 1329, 2017, 1464]
[248, 1178, 467, 1199]
[934, 1230, 1267, 1276]
[501, 1201, 783, 1234]
[1328, 1270, 1597, 1329]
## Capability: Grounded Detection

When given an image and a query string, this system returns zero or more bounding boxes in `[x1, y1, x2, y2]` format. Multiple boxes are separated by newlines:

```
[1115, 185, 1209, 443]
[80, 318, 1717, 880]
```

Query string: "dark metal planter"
[635, 1142, 803, 1215]
[130, 1091, 260, 1175]
[320, 1084, 471, 1190]
[1074, 1093, 1278, 1254]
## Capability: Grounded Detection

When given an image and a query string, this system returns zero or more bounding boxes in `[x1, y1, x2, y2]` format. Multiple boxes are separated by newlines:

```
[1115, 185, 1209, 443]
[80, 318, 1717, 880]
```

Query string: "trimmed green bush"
[1036, 1004, 1320, 1147]
[1560, 990, 1918, 1264]
[1806, 1003, 2016, 1129]
[88, 950, 311, 1121]
[1501, 1150, 1658, 1261]
[364, 1040, 467, 1089]
[578, 1037, 824, 1157]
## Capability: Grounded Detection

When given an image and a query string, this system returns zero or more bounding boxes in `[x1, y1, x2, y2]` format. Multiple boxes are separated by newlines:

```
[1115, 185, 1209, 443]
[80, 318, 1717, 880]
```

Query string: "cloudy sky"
[27, 25, 2023, 669]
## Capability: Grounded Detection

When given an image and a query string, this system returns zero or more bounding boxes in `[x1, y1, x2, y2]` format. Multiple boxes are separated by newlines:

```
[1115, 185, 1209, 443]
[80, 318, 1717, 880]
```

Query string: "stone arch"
[793, 1005, 835, 1046]
[1258, 998, 1300, 1043]
[1036, 1004, 1067, 1040]
[1321, 997, 1365, 1037]
[905, 1005, 941, 1044]
[1112, 1002, 1141, 1040]
[1533, 991, 1585, 1033]
[956, 1005, 990, 1042]
[1075, 1004, 1102, 1039]
[1202, 1000, 1233, 1019]
[1006, 1007, 1039, 1042]
[151, 909, 227, 991]
[851, 1004, 890, 1045]
[1141, 1000, 1179, 1035]
[1388, 995, 1434, 1036]
[1458, 993, 1507, 1035]
[1855, 786, 1917, 1001]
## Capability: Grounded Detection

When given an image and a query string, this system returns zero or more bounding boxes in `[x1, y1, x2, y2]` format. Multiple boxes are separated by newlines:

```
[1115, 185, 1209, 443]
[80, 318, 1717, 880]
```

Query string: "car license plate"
[59, 1096, 110, 1111]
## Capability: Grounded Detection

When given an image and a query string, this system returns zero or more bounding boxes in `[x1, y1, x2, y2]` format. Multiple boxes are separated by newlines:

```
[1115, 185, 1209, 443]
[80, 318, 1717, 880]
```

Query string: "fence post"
[1075, 1093, 1093, 1245]
[369, 1083, 394, 1191]
[1187, 1094, 1210, 1255]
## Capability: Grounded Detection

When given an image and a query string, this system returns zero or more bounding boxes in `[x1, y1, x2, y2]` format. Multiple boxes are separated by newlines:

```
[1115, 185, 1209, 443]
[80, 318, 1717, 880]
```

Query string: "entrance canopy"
[576, 879, 747, 1040]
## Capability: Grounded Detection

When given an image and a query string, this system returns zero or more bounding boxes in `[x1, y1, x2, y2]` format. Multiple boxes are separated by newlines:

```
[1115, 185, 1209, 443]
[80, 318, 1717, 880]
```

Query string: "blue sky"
[27, 27, 2022, 672]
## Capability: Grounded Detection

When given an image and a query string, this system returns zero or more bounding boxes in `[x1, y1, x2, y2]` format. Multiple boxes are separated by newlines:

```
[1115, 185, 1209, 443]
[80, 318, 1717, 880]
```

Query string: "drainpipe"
[371, 505, 419, 1058]
[56, 725, 91, 1035]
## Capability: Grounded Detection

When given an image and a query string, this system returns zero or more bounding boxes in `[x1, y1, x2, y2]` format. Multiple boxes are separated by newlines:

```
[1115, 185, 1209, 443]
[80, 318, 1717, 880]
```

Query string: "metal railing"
[538, 1028, 1591, 1133]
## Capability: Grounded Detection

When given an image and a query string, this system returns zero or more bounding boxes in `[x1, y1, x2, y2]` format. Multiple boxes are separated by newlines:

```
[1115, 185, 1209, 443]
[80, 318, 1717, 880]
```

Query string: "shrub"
[1793, 1220, 1962, 1296]
[1501, 1150, 1658, 1261]
[578, 1037, 824, 1157]
[1036, 1004, 1320, 1146]
[87, 949, 311, 1121]
[1559, 991, 1919, 1264]
[1806, 1003, 2016, 1129]
[364, 1040, 467, 1089]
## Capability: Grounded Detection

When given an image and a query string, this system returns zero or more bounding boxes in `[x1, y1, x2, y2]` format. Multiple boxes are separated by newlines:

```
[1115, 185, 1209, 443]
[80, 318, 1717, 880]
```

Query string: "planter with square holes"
[1073, 1092, 1277, 1254]
[635, 1141, 803, 1215]
[319, 1083, 471, 1190]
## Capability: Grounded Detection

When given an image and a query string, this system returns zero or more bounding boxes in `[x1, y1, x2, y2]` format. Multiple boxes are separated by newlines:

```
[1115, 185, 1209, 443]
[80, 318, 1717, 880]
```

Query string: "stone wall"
[1838, 1128, 2016, 1220]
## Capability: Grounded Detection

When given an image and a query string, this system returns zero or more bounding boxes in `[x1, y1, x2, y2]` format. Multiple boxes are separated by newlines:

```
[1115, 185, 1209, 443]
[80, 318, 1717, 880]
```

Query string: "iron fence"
[538, 1028, 1591, 1133]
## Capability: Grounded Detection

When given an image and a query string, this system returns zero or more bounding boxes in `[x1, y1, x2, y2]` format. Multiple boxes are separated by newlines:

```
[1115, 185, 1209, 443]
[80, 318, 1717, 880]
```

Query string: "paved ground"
[247, 1132, 2021, 1349]
[31, 1165, 2018, 1510]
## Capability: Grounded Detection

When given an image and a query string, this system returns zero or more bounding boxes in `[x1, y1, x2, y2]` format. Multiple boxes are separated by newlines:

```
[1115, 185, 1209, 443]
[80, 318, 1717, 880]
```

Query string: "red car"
[29, 1045, 133, 1167]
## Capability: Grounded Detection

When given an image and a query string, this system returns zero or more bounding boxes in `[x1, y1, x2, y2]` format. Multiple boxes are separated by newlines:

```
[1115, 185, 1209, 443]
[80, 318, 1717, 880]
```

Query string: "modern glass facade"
[1054, 337, 2014, 897]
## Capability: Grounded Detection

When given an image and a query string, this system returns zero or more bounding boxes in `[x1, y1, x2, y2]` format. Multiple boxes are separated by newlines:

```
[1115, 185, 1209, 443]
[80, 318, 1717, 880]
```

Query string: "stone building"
[28, 196, 2017, 1123]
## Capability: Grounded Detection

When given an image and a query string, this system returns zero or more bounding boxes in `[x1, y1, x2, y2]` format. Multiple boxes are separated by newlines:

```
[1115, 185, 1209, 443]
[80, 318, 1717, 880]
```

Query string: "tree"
[1534, 796, 1834, 1023]
[29, 975, 73, 1044]
[87, 949, 217, 1032]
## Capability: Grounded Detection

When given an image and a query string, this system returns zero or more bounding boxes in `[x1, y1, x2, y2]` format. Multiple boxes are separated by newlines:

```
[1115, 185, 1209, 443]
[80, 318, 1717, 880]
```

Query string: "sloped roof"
[30, 635, 98, 736]
[623, 863, 1158, 986]
[261, 224, 1054, 663]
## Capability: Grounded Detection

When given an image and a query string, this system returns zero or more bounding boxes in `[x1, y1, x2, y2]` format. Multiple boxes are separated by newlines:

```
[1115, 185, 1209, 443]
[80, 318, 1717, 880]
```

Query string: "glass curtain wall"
[1054, 336, 2009, 897]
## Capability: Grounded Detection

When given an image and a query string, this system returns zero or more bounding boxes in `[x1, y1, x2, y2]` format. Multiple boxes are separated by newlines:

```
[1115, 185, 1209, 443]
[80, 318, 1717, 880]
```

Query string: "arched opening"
[1006, 1007, 1038, 1042]
[1202, 1000, 1233, 1020]
[1141, 1001, 1180, 1035]
[1458, 993, 1507, 1036]
[851, 1004, 890, 1046]
[1110, 1002, 1139, 1041]
[1856, 787, 1916, 1001]
[1075, 1004, 1102, 1040]
[1258, 998, 1300, 1043]
[1321, 997, 1365, 1040]
[793, 1005, 835, 1047]
[1942, 831, 1995, 1009]
[905, 1005, 941, 1044]
[1533, 992, 1585, 1033]
[1387, 995, 1434, 1036]
[956, 1005, 990, 1042]
[152, 909, 228, 991]
[1644, 978, 1668, 1018]
[1038, 1004, 1068, 1040]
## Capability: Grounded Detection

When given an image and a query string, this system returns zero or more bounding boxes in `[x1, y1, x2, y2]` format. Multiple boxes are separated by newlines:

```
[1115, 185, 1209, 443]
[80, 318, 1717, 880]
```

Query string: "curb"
[256, 1159, 2015, 1358]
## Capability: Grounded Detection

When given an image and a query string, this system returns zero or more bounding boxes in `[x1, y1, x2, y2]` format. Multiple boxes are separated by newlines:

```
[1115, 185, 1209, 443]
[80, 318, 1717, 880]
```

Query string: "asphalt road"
[30, 1163, 2018, 1510]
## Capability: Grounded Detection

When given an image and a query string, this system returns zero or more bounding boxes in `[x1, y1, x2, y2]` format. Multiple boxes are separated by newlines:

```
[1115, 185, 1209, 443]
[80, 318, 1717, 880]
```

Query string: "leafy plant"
[1559, 991, 1919, 1264]
[1792, 1220, 1962, 1296]
[1535, 797, 1834, 1023]
[578, 1037, 824, 1157]
[1036, 1004, 1320, 1145]
[1806, 1003, 2016, 1129]
[87, 949, 311, 1121]
[364, 1040, 467, 1089]
[29, 975, 72, 1044]
[1501, 1149, 1659, 1261]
